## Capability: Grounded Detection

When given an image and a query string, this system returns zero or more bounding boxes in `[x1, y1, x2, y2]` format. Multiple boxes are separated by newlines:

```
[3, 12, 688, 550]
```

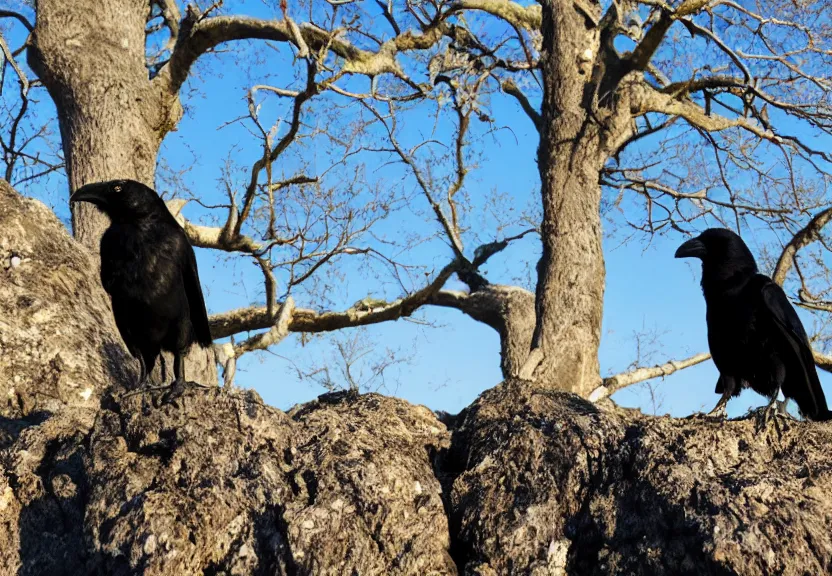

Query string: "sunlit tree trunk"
[530, 0, 607, 396]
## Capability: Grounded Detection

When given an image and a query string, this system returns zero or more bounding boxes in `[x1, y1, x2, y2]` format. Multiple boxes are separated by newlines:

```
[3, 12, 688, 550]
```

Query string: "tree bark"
[28, 0, 181, 248]
[531, 0, 606, 396]
[0, 179, 134, 416]
[446, 379, 832, 575]
[27, 0, 212, 385]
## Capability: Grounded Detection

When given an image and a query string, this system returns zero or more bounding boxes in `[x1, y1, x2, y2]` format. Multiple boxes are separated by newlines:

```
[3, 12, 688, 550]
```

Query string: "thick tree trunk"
[27, 0, 213, 385]
[28, 0, 179, 248]
[530, 0, 606, 396]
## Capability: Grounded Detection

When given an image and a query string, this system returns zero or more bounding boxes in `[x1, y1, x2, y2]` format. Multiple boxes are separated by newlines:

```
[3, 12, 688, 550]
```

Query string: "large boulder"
[448, 380, 832, 575]
[0, 387, 452, 576]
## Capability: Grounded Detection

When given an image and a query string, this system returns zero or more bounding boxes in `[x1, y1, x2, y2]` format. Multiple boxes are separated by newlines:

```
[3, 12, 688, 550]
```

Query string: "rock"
[0, 408, 97, 576]
[0, 387, 453, 576]
[0, 179, 134, 417]
[287, 394, 454, 575]
[447, 379, 832, 575]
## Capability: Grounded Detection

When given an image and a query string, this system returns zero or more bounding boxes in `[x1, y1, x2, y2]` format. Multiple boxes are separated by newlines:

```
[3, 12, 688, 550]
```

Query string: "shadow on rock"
[15, 426, 90, 576]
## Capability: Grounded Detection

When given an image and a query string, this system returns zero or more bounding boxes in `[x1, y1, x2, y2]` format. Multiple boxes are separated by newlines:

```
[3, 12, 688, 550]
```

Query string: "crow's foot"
[754, 398, 792, 436]
[706, 399, 729, 420]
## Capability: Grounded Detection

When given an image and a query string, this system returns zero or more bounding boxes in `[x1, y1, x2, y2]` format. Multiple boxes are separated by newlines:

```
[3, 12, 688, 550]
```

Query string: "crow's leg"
[756, 393, 784, 434]
[118, 351, 161, 400]
[756, 365, 792, 434]
[160, 350, 189, 404]
[770, 362, 796, 420]
[764, 392, 780, 416]
[161, 348, 211, 403]
[707, 375, 735, 419]
[159, 354, 167, 384]
[135, 354, 148, 387]
[140, 349, 159, 387]
[173, 350, 185, 384]
[760, 392, 793, 426]
[707, 394, 730, 419]
[125, 344, 148, 387]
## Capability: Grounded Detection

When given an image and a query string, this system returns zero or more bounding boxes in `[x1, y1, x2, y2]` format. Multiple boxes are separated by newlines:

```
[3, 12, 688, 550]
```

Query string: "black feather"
[71, 179, 212, 384]
[676, 227, 831, 421]
[760, 281, 829, 420]
[183, 244, 213, 347]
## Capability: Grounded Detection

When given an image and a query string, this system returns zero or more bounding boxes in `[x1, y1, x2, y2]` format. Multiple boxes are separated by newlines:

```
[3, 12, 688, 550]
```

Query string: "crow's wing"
[99, 225, 123, 294]
[155, 194, 213, 348]
[181, 237, 213, 347]
[760, 278, 829, 420]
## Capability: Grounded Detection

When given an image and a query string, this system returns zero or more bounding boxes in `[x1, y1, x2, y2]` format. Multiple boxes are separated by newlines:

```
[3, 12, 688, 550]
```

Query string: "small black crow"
[71, 179, 212, 387]
[675, 228, 830, 421]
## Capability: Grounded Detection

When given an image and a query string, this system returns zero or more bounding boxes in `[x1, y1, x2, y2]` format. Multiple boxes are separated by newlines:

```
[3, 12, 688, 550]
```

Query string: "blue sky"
[3, 0, 830, 418]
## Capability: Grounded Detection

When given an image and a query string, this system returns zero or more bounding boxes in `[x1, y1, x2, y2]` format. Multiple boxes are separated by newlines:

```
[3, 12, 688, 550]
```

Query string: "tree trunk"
[27, 0, 213, 386]
[28, 0, 179, 248]
[530, 0, 606, 396]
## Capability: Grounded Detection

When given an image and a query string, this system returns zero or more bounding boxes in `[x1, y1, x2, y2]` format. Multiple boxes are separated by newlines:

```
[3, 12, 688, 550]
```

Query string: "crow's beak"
[675, 237, 707, 259]
[70, 183, 111, 207]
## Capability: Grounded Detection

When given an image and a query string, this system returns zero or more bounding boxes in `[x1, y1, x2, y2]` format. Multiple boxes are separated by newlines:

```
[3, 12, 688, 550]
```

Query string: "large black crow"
[675, 228, 830, 421]
[71, 179, 212, 386]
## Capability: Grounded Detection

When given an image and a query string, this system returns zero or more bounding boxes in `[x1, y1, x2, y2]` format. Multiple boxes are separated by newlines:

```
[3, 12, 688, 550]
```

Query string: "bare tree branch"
[447, 0, 541, 30]
[589, 352, 712, 403]
[773, 207, 832, 285]
[235, 295, 295, 354]
[0, 10, 33, 32]
[209, 259, 459, 340]
[159, 8, 440, 93]
[501, 78, 540, 131]
[167, 201, 269, 253]
[814, 350, 832, 373]
[151, 0, 182, 49]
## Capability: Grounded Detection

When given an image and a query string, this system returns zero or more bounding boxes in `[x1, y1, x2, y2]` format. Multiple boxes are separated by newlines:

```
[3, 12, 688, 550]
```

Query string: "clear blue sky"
[4, 1, 830, 418]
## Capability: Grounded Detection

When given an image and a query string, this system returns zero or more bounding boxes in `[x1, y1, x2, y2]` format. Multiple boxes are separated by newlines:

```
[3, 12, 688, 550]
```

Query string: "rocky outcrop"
[448, 381, 832, 575]
[1, 179, 832, 575]
[0, 179, 133, 418]
[1, 386, 451, 576]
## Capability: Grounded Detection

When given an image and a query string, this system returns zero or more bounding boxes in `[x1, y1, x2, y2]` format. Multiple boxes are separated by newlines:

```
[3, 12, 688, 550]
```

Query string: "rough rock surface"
[448, 380, 832, 575]
[2, 180, 832, 575]
[0, 179, 133, 418]
[1, 386, 452, 576]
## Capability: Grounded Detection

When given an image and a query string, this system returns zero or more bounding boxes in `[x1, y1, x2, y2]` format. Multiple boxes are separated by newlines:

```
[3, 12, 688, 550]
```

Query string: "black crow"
[70, 179, 212, 387]
[675, 228, 830, 421]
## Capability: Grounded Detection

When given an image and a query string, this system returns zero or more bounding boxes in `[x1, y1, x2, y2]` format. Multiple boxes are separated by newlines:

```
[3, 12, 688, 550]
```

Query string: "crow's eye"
[113, 185, 122, 193]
